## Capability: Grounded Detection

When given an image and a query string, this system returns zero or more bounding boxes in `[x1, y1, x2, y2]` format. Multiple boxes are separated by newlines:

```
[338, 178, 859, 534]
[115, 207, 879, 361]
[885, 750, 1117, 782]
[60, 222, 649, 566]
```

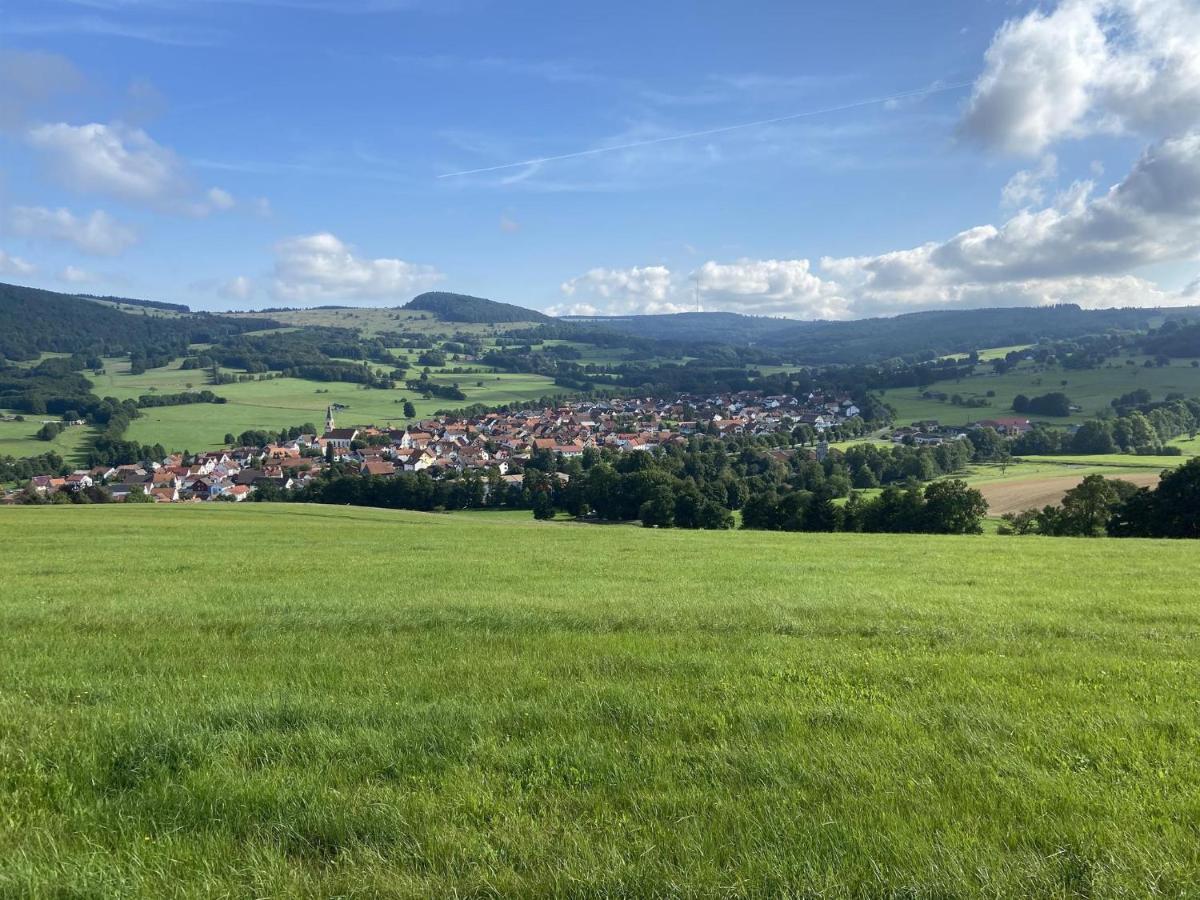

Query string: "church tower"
[325, 405, 335, 434]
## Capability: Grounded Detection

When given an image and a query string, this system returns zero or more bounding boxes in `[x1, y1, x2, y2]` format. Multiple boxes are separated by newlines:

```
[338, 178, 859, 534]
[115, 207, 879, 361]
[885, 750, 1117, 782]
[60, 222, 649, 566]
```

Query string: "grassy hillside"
[882, 357, 1200, 426]
[0, 412, 91, 461]
[84, 356, 559, 450]
[1, 504, 1197, 896]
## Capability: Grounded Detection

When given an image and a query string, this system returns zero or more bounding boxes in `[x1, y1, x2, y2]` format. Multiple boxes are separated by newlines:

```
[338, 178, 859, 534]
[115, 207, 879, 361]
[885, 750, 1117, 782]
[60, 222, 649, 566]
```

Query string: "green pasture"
[881, 357, 1200, 426]
[89, 358, 561, 450]
[0, 412, 92, 462]
[0, 504, 1197, 896]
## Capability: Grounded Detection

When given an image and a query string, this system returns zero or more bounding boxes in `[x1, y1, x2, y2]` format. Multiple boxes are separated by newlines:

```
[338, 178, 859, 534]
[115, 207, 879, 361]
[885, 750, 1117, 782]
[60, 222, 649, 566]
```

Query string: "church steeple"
[325, 405, 335, 433]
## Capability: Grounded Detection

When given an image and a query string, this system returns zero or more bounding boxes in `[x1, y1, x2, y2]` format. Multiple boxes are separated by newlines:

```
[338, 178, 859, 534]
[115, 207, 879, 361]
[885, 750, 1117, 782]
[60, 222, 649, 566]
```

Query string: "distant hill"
[562, 311, 783, 344]
[0, 281, 264, 362]
[75, 293, 191, 314]
[404, 291, 551, 324]
[760, 305, 1194, 364]
[566, 304, 1198, 364]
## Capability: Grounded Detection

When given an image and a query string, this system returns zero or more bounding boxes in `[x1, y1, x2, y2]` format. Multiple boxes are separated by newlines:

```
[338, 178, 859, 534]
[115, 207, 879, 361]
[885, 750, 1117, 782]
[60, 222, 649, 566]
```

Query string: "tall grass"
[1, 505, 1197, 896]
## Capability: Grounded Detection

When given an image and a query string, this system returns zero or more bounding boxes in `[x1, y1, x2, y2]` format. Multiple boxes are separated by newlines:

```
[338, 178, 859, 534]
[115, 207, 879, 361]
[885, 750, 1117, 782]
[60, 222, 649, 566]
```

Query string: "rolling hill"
[566, 304, 1200, 363]
[404, 291, 553, 324]
[0, 281, 263, 362]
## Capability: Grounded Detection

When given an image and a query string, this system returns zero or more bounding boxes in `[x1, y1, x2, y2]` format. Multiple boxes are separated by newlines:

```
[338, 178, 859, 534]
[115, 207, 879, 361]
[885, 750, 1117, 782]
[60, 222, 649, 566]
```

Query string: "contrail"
[436, 80, 973, 179]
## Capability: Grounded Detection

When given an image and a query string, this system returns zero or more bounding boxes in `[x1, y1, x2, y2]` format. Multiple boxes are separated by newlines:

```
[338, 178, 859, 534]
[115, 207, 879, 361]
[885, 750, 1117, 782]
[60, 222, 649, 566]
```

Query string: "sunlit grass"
[1, 504, 1197, 896]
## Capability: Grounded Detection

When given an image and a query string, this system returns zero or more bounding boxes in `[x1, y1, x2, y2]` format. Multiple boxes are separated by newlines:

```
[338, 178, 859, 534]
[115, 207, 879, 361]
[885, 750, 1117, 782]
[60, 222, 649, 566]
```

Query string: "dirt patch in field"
[980, 473, 1161, 516]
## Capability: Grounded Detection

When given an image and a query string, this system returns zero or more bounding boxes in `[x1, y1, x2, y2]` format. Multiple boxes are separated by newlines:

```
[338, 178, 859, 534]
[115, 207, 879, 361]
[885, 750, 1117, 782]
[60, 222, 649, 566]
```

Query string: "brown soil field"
[979, 472, 1162, 516]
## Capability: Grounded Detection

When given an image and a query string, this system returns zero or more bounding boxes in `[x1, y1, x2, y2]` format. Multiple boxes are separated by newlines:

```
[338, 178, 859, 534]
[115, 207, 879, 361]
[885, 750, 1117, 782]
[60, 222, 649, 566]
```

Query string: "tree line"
[1000, 461, 1199, 539]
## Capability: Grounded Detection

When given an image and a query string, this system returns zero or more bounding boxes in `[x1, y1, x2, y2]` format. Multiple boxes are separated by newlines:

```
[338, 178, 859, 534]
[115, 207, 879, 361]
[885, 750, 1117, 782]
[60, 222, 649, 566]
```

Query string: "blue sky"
[1, 0, 1198, 317]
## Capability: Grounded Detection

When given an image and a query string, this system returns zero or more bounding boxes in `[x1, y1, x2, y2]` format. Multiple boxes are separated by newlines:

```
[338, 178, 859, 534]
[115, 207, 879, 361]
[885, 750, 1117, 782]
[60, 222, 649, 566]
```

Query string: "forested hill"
[0, 281, 264, 362]
[568, 303, 1195, 363]
[563, 311, 784, 344]
[404, 291, 552, 324]
[760, 305, 1193, 363]
[76, 293, 190, 313]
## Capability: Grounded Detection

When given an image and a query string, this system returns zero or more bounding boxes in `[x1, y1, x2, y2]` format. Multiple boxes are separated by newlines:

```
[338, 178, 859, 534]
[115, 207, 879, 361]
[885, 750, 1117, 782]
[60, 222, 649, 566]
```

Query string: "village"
[5, 390, 869, 503]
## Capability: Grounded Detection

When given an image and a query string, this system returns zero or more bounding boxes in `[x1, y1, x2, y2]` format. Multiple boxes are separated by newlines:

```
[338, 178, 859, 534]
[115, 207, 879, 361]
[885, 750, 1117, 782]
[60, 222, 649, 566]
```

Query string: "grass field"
[83, 357, 561, 451]
[881, 357, 1200, 426]
[1, 504, 1198, 896]
[0, 413, 92, 462]
[231, 307, 543, 338]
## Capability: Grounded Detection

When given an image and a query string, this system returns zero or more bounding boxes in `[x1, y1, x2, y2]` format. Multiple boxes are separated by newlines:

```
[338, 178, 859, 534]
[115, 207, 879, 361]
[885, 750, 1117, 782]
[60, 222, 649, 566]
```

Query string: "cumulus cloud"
[560, 130, 1200, 320]
[1001, 154, 1058, 208]
[555, 260, 848, 318]
[820, 131, 1200, 313]
[557, 265, 686, 315]
[694, 258, 849, 318]
[830, 132, 1200, 300]
[0, 249, 36, 276]
[28, 121, 186, 204]
[963, 0, 1200, 154]
[271, 232, 444, 304]
[25, 121, 236, 215]
[7, 205, 137, 255]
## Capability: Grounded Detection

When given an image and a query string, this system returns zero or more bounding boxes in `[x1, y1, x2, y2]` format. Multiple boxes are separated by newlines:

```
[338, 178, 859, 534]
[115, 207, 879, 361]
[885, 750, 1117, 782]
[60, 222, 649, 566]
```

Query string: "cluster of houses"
[889, 416, 1034, 446]
[3, 392, 866, 503]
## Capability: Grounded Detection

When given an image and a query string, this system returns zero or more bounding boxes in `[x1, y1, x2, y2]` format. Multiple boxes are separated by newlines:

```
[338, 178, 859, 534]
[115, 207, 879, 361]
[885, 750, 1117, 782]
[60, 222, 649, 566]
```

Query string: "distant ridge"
[404, 291, 551, 324]
[563, 304, 1199, 362]
[75, 293, 191, 314]
[563, 311, 783, 344]
[0, 281, 264, 361]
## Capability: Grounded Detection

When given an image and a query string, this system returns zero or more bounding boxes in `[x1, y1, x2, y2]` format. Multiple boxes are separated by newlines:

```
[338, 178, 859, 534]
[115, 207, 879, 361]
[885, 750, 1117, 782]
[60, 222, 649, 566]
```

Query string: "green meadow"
[231, 307, 543, 338]
[88, 357, 560, 451]
[1, 504, 1197, 896]
[0, 414, 91, 462]
[881, 357, 1200, 426]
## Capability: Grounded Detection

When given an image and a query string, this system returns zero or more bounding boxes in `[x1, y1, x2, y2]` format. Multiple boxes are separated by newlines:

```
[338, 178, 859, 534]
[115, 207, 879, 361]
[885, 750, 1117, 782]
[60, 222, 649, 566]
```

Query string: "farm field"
[231, 307, 543, 338]
[957, 454, 1194, 517]
[86, 358, 560, 451]
[0, 412, 92, 462]
[881, 357, 1200, 426]
[1, 504, 1198, 896]
[974, 470, 1162, 516]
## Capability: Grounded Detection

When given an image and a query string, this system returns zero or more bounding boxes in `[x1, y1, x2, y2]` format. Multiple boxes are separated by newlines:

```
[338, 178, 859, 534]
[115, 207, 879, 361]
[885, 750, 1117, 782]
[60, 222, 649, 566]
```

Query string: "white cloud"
[962, 0, 1200, 154]
[219, 275, 254, 301]
[555, 260, 847, 318]
[821, 131, 1200, 313]
[25, 121, 237, 215]
[28, 121, 187, 205]
[560, 129, 1200, 320]
[0, 249, 36, 276]
[1001, 153, 1058, 208]
[59, 265, 96, 284]
[7, 205, 137, 255]
[695, 258, 849, 318]
[271, 232, 444, 304]
[558, 265, 685, 315]
[204, 186, 236, 211]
